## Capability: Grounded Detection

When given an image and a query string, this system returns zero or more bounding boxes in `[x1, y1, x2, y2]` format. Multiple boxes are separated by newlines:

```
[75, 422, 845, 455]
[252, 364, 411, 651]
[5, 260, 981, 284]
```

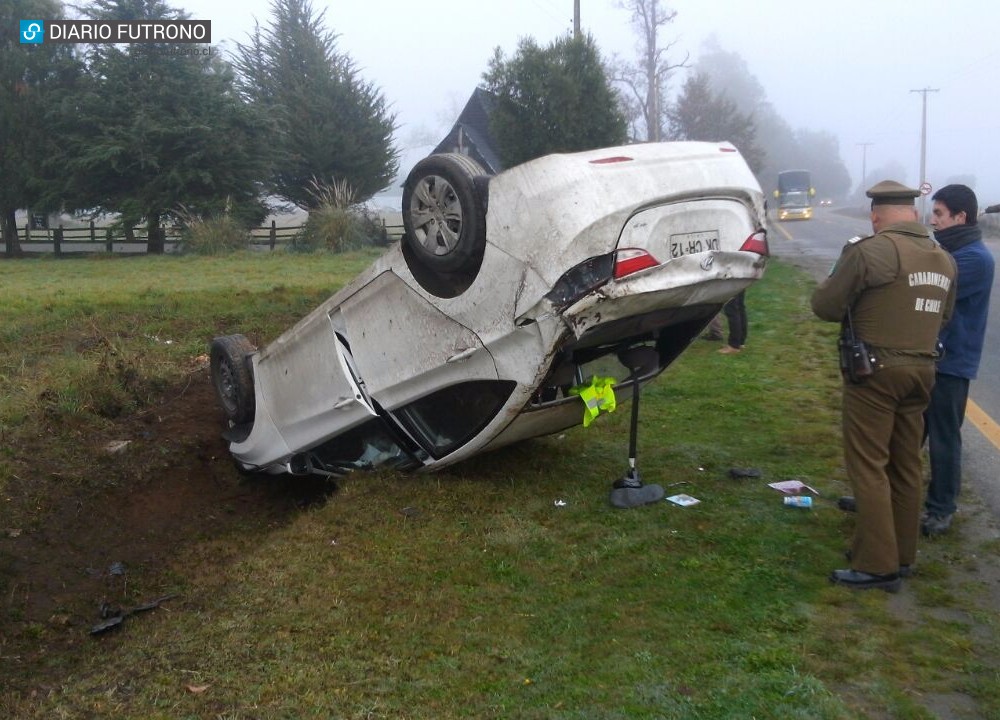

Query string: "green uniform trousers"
[842, 364, 935, 575]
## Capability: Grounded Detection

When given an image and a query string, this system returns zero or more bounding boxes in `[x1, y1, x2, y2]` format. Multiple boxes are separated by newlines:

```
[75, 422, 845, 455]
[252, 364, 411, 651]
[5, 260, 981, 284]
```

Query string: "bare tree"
[609, 0, 687, 142]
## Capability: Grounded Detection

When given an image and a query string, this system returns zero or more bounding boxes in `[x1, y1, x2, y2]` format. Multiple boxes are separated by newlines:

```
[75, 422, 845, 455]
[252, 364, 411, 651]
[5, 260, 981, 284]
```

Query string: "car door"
[251, 311, 378, 459]
[340, 271, 499, 411]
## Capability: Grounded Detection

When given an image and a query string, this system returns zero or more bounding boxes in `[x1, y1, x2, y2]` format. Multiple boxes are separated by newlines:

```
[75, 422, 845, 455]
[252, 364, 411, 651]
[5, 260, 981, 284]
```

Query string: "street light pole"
[857, 142, 873, 201]
[911, 87, 939, 221]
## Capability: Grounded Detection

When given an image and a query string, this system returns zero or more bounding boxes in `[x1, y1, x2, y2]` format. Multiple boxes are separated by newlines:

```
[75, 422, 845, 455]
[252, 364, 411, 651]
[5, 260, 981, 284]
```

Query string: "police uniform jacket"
[811, 221, 957, 365]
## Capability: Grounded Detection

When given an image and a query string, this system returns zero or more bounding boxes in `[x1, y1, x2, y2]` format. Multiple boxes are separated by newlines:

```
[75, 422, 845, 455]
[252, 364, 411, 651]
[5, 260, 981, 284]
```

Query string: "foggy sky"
[176, 0, 1000, 203]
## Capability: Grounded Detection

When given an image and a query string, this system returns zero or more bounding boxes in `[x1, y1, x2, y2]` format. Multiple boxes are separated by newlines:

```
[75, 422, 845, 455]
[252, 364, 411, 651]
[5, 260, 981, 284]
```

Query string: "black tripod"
[609, 346, 665, 509]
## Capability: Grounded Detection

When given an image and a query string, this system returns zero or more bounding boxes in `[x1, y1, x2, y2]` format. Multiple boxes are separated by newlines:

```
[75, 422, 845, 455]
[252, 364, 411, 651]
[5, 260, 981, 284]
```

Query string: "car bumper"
[562, 250, 765, 342]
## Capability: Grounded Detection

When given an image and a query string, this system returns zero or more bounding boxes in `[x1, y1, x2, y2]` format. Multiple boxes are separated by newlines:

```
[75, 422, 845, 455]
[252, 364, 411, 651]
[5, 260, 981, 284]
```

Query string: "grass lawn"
[1, 250, 998, 719]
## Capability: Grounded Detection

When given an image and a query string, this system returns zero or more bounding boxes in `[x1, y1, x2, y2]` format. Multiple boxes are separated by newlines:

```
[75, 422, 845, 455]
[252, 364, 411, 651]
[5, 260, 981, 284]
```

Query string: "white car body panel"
[488, 144, 762, 305]
[562, 251, 762, 337]
[340, 271, 498, 409]
[232, 319, 376, 467]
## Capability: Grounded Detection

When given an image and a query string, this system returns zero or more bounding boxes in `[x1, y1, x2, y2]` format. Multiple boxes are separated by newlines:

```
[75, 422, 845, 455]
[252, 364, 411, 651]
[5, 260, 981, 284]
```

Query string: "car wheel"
[210, 334, 256, 425]
[402, 153, 488, 277]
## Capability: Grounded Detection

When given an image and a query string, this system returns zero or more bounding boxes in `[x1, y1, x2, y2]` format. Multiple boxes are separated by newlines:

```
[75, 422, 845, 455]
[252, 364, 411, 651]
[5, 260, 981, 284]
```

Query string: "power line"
[528, 0, 571, 32]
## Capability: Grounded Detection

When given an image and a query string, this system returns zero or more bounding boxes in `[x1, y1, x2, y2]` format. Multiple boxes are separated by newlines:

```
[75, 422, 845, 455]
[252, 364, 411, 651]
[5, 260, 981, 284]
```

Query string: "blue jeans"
[924, 373, 970, 517]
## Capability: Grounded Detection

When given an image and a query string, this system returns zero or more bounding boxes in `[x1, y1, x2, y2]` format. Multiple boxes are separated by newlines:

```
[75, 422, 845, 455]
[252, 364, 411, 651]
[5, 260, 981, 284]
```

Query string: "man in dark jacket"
[812, 180, 956, 592]
[922, 185, 995, 536]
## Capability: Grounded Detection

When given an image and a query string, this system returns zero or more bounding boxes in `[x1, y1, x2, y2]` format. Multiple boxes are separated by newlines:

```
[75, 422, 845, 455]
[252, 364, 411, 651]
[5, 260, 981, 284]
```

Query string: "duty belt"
[870, 346, 938, 369]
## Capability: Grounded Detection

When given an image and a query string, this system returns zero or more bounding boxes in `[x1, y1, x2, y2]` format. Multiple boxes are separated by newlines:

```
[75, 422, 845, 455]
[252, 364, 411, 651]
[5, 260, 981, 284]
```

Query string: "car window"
[394, 380, 516, 458]
[308, 417, 419, 473]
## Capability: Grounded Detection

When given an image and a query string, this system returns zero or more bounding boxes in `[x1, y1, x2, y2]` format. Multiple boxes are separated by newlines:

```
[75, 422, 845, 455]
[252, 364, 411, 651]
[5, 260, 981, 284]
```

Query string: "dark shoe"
[837, 496, 856, 512]
[921, 513, 953, 537]
[844, 550, 912, 578]
[728, 467, 762, 479]
[829, 568, 902, 593]
[700, 333, 723, 342]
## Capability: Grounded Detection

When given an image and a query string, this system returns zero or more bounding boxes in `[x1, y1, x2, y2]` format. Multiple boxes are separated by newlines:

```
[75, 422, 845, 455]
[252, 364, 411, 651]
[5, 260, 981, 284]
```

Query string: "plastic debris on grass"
[666, 493, 700, 507]
[768, 479, 819, 495]
[783, 496, 813, 508]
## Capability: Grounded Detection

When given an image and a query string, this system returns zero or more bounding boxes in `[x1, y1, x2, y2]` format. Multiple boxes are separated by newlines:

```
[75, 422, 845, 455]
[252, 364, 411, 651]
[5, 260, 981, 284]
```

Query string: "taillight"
[739, 230, 769, 256]
[544, 253, 615, 308]
[543, 248, 661, 309]
[613, 248, 660, 279]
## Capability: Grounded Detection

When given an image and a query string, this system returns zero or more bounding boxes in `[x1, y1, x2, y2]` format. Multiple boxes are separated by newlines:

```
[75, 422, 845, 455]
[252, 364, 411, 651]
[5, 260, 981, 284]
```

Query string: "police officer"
[812, 180, 957, 592]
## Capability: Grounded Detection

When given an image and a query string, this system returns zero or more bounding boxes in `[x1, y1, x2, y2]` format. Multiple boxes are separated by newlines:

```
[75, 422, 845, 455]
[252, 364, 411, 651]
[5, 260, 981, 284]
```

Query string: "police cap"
[866, 180, 920, 206]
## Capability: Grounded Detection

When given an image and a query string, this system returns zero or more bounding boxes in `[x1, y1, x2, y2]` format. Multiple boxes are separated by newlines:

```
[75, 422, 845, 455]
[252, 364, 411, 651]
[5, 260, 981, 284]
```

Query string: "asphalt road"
[769, 205, 1000, 519]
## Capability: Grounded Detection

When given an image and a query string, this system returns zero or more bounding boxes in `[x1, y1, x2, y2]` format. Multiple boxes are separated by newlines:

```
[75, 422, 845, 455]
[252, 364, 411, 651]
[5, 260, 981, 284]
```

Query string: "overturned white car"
[210, 141, 768, 478]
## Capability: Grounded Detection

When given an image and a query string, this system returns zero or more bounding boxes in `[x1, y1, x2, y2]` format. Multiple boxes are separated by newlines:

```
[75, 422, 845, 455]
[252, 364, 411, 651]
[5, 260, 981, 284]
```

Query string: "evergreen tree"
[794, 128, 852, 200]
[234, 0, 398, 209]
[692, 41, 851, 198]
[482, 34, 627, 169]
[0, 0, 77, 256]
[52, 0, 269, 252]
[667, 72, 764, 174]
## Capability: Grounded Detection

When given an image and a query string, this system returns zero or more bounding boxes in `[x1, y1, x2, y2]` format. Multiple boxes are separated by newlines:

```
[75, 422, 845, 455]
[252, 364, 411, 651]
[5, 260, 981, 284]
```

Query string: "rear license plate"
[669, 230, 720, 259]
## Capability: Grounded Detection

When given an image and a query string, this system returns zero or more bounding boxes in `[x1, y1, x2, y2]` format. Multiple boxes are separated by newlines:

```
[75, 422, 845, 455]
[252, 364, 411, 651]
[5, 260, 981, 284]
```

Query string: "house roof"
[432, 88, 503, 174]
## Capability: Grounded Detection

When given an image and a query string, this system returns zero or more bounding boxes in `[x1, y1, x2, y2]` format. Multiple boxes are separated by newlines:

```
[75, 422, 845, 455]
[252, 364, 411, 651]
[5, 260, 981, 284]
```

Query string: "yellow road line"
[967, 399, 1000, 450]
[771, 221, 795, 242]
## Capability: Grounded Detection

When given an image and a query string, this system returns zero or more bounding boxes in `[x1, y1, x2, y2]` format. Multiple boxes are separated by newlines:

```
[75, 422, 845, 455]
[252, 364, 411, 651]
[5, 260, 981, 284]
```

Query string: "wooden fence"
[4, 218, 405, 257]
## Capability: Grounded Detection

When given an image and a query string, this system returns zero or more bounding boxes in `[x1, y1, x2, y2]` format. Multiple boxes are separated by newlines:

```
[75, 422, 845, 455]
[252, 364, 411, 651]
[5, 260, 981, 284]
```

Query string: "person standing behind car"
[811, 180, 956, 592]
[922, 185, 995, 537]
[718, 291, 748, 355]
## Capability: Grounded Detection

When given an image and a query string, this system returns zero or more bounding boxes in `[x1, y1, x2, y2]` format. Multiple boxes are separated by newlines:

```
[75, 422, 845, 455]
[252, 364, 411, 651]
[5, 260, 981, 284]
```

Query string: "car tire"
[209, 334, 256, 426]
[402, 153, 488, 277]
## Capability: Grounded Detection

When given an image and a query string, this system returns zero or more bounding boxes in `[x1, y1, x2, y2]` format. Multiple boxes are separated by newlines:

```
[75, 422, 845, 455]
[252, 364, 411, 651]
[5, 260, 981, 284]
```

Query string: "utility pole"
[911, 87, 939, 220]
[857, 142, 874, 200]
[573, 0, 580, 39]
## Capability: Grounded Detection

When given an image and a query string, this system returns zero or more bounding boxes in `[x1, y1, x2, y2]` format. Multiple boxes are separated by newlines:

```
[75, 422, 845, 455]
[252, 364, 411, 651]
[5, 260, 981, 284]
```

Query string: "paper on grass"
[768, 480, 819, 495]
[666, 493, 700, 506]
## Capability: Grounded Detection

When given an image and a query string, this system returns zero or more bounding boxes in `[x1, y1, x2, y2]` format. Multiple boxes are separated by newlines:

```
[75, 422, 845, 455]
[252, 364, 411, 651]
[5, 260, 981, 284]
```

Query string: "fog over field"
[180, 0, 1000, 203]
